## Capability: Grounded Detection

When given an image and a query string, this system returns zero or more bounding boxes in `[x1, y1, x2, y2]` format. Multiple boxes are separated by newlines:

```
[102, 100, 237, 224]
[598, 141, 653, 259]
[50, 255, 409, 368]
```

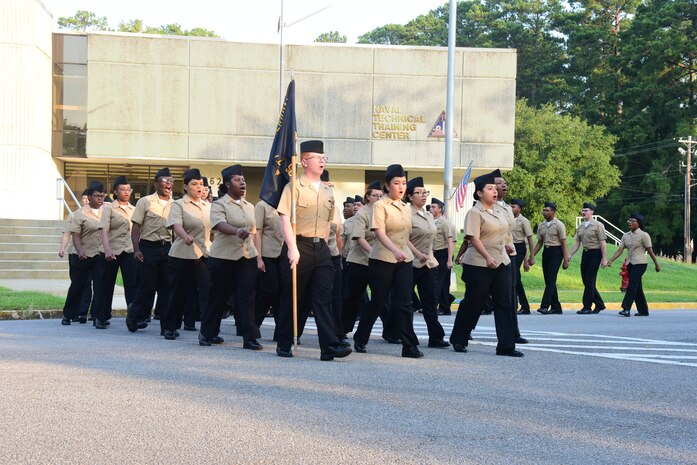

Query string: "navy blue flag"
[259, 80, 297, 209]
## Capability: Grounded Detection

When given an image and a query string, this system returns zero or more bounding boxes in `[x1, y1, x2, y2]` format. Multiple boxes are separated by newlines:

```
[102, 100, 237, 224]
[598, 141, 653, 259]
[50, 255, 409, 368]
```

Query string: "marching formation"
[59, 140, 661, 361]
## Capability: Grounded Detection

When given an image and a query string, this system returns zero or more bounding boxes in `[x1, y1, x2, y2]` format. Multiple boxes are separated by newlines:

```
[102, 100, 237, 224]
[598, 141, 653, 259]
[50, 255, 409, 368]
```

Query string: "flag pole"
[290, 71, 298, 351]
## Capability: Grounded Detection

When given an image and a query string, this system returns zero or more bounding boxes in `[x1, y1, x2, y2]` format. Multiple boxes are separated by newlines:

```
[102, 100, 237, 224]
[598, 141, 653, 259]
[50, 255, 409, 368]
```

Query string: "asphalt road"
[1, 310, 696, 464]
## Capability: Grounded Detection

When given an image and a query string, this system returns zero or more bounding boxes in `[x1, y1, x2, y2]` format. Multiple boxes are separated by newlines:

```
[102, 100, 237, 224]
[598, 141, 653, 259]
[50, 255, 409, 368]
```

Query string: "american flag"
[454, 161, 473, 212]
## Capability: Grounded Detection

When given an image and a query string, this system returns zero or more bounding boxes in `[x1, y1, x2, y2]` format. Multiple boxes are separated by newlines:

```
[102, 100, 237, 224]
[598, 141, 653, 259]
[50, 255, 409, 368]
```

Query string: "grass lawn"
[451, 239, 697, 303]
[0, 286, 65, 310]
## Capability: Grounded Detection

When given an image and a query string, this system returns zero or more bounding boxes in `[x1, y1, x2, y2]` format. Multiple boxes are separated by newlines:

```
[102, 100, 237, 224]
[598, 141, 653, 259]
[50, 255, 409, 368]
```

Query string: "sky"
[40, 0, 448, 44]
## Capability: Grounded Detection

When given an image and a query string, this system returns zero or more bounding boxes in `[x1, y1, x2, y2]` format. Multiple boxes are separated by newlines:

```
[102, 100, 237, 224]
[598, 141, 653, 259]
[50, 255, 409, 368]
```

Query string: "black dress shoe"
[402, 346, 424, 358]
[383, 337, 402, 344]
[94, 319, 107, 329]
[515, 337, 529, 344]
[153, 315, 160, 320]
[634, 312, 649, 316]
[164, 330, 177, 340]
[546, 308, 563, 314]
[276, 347, 293, 358]
[88, 316, 94, 322]
[536, 308, 549, 315]
[428, 339, 450, 348]
[496, 349, 524, 357]
[452, 343, 468, 353]
[323, 345, 352, 359]
[61, 317, 71, 325]
[105, 320, 111, 326]
[243, 339, 263, 350]
[577, 308, 593, 315]
[71, 317, 80, 323]
[337, 338, 352, 348]
[467, 334, 473, 341]
[198, 334, 212, 346]
[77, 315, 87, 324]
[136, 320, 148, 329]
[354, 342, 367, 353]
[592, 307, 605, 313]
[517, 309, 531, 315]
[619, 309, 630, 317]
[126, 318, 137, 332]
[183, 325, 197, 331]
[210, 336, 223, 344]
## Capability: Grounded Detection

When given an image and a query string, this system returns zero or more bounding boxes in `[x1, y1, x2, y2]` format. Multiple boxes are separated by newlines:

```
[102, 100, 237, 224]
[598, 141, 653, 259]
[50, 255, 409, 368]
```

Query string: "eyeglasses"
[158, 177, 174, 184]
[305, 155, 328, 162]
[369, 193, 383, 198]
[90, 193, 105, 199]
[413, 190, 430, 196]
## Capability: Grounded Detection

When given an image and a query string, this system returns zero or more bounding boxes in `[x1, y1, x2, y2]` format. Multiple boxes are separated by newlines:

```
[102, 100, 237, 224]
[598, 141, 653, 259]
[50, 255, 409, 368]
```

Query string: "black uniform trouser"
[128, 240, 170, 328]
[434, 248, 452, 312]
[202, 257, 258, 340]
[513, 243, 530, 311]
[450, 264, 515, 351]
[277, 239, 339, 351]
[342, 262, 369, 334]
[330, 255, 345, 338]
[541, 246, 563, 310]
[93, 251, 136, 322]
[622, 263, 648, 314]
[164, 257, 211, 332]
[63, 254, 100, 320]
[412, 266, 445, 342]
[254, 256, 281, 331]
[353, 259, 419, 347]
[581, 249, 605, 310]
[507, 260, 521, 338]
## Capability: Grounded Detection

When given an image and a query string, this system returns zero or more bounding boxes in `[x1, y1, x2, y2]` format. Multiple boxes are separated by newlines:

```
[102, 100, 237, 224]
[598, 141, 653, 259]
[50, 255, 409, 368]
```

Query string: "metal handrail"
[576, 215, 623, 246]
[56, 178, 80, 218]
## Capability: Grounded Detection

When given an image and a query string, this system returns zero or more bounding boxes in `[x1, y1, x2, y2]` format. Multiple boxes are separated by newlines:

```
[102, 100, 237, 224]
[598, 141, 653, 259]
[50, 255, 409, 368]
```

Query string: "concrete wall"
[84, 33, 516, 177]
[0, 0, 60, 220]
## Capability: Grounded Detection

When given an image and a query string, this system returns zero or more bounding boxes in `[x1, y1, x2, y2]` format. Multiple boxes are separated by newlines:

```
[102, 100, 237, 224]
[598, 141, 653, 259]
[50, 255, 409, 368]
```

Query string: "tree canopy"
[57, 11, 219, 37]
[315, 31, 347, 43]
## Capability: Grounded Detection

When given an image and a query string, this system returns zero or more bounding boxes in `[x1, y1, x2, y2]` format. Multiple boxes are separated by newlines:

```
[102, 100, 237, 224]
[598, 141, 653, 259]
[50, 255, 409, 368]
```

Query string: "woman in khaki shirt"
[162, 169, 212, 340]
[448, 171, 521, 357]
[607, 213, 661, 317]
[199, 164, 262, 350]
[343, 180, 381, 335]
[353, 164, 422, 359]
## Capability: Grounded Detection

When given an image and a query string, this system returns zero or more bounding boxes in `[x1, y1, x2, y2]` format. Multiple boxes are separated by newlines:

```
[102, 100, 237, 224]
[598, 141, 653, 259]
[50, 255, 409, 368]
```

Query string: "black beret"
[583, 202, 596, 211]
[473, 172, 497, 192]
[221, 164, 243, 178]
[112, 176, 129, 191]
[431, 198, 444, 208]
[629, 212, 644, 223]
[183, 168, 203, 183]
[300, 140, 324, 154]
[86, 180, 104, 194]
[202, 177, 209, 187]
[491, 169, 502, 178]
[154, 167, 171, 180]
[544, 201, 557, 210]
[509, 198, 525, 208]
[320, 170, 330, 182]
[354, 195, 363, 204]
[344, 197, 355, 205]
[406, 177, 424, 196]
[385, 164, 407, 180]
[367, 180, 382, 191]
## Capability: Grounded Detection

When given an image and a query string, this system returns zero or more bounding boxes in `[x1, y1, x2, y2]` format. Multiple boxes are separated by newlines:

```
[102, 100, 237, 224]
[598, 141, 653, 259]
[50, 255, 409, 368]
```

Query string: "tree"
[57, 10, 109, 31]
[117, 19, 144, 33]
[507, 99, 621, 232]
[315, 31, 347, 43]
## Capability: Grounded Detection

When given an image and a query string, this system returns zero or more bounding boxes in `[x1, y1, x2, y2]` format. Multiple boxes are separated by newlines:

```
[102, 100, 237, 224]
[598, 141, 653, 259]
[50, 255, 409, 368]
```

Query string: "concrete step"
[0, 234, 62, 244]
[0, 251, 67, 261]
[0, 243, 58, 252]
[0, 260, 67, 270]
[0, 218, 65, 228]
[0, 225, 65, 236]
[0, 269, 70, 279]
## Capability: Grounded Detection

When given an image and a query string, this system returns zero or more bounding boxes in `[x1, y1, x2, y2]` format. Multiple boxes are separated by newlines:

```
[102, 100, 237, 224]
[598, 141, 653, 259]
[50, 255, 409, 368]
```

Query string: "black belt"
[297, 235, 323, 244]
[141, 239, 171, 246]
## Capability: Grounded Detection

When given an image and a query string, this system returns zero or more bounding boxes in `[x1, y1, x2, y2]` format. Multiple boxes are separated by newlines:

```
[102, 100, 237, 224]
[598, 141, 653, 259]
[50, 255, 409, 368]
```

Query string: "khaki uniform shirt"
[69, 205, 103, 258]
[341, 215, 356, 259]
[576, 220, 606, 251]
[131, 193, 173, 242]
[277, 174, 335, 238]
[433, 216, 455, 251]
[63, 212, 76, 255]
[512, 214, 533, 244]
[99, 202, 135, 255]
[538, 217, 567, 247]
[462, 201, 511, 267]
[369, 197, 414, 264]
[209, 194, 257, 260]
[620, 229, 652, 265]
[409, 205, 439, 269]
[327, 207, 341, 257]
[496, 201, 516, 256]
[347, 205, 375, 266]
[167, 195, 212, 259]
[255, 200, 283, 259]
